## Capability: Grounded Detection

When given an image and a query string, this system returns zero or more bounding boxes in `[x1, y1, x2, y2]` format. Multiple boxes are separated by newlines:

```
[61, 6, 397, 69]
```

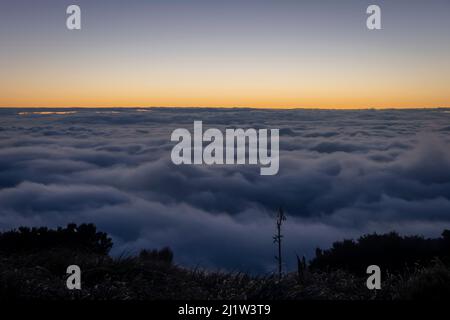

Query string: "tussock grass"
[1, 248, 449, 300]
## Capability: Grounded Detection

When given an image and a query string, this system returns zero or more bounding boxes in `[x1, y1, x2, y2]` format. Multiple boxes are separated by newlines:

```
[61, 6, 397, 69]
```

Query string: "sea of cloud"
[1, 108, 450, 272]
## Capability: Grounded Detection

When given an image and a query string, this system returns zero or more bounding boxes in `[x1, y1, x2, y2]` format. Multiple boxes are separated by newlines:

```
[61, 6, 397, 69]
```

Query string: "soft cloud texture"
[0, 108, 450, 272]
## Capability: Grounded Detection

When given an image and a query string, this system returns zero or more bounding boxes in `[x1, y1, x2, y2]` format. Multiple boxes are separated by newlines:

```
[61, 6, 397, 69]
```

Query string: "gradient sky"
[1, 0, 449, 108]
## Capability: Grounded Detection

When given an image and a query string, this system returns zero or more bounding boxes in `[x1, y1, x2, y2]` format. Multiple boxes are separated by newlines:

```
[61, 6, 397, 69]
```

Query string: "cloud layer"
[1, 108, 450, 272]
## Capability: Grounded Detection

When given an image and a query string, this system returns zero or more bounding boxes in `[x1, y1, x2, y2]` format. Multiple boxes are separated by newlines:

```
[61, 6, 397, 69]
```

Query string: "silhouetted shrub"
[139, 247, 173, 264]
[310, 230, 450, 275]
[0, 223, 113, 255]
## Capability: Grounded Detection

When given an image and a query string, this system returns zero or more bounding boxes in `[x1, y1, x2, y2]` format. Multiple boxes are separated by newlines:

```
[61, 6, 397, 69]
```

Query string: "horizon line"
[1, 106, 450, 111]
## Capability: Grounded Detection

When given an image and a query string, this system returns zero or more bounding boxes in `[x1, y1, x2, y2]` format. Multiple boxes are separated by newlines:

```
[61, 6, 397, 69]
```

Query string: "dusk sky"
[1, 0, 449, 108]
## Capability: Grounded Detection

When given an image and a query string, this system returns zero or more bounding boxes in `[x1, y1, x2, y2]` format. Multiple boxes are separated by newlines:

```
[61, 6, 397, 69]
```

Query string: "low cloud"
[0, 108, 450, 272]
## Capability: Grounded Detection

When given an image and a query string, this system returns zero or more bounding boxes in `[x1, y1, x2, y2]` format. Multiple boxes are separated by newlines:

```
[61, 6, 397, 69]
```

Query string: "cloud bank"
[1, 108, 450, 272]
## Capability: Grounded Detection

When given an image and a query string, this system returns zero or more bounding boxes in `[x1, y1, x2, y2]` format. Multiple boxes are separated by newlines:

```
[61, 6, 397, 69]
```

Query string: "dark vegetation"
[1, 224, 450, 300]
[310, 231, 450, 275]
[0, 223, 112, 255]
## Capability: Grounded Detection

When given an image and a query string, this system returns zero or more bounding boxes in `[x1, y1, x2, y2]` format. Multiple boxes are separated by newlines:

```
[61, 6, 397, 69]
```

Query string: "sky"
[1, 108, 450, 272]
[1, 0, 450, 108]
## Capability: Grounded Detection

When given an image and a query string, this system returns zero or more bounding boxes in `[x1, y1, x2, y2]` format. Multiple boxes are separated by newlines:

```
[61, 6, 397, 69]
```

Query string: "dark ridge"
[1, 224, 450, 300]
